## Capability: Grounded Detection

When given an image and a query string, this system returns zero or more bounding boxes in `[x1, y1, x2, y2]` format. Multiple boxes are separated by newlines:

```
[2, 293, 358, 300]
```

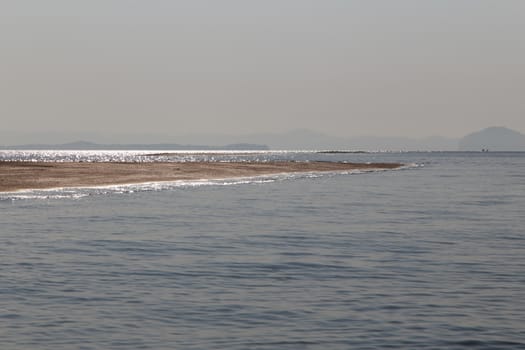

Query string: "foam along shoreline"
[0, 161, 403, 192]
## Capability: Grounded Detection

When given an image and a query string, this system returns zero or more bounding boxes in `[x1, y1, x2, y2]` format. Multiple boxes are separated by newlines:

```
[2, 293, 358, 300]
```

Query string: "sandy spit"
[0, 161, 402, 192]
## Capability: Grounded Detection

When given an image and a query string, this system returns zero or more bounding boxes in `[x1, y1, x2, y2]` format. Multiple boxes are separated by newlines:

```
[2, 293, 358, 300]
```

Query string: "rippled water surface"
[1, 151, 524, 349]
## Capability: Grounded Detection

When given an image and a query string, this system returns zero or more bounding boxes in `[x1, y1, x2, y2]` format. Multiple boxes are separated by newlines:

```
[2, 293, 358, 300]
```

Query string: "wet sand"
[0, 161, 402, 192]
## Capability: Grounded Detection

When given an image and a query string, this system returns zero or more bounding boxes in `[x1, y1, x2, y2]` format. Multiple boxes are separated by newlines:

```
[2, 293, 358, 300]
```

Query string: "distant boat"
[481, 148, 489, 152]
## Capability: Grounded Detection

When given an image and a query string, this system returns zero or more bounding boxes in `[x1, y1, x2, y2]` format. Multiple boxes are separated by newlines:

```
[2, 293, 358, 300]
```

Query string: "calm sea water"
[1, 151, 524, 349]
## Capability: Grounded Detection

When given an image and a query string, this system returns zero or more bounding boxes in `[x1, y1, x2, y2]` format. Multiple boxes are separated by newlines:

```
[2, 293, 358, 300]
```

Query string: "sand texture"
[0, 161, 402, 192]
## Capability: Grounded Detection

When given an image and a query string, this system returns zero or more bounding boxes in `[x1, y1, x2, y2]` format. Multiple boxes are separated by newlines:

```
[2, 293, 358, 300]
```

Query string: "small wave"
[399, 162, 423, 170]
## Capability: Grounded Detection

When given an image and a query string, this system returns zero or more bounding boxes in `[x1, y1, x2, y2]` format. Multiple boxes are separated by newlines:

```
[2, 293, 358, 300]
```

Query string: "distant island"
[458, 127, 525, 151]
[2, 127, 525, 151]
[0, 141, 269, 151]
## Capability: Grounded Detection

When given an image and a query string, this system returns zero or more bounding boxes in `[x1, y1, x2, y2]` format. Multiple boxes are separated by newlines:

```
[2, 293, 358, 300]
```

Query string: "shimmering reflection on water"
[1, 152, 525, 349]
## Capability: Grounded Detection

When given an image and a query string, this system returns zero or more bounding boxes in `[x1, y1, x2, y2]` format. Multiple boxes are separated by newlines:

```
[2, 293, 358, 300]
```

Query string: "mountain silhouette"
[458, 127, 525, 151]
[3, 127, 525, 151]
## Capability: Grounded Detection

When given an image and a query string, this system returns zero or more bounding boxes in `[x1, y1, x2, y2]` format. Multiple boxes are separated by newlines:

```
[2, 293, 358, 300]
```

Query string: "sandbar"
[0, 161, 402, 192]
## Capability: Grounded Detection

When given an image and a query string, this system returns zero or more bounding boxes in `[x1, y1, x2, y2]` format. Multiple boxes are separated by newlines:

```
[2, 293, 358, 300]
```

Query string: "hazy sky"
[1, 0, 524, 139]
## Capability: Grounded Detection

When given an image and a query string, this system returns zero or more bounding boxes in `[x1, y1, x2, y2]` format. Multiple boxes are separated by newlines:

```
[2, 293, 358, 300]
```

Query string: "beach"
[0, 161, 402, 192]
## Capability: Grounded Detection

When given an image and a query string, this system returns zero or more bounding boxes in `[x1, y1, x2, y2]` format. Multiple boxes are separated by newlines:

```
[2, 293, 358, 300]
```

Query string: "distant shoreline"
[0, 142, 269, 151]
[0, 161, 402, 192]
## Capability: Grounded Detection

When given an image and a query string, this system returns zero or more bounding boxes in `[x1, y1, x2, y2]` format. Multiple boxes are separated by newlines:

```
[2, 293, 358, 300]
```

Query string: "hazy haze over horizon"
[1, 1, 524, 140]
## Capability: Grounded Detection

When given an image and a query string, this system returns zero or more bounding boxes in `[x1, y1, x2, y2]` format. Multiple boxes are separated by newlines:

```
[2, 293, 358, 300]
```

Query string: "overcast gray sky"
[1, 0, 524, 139]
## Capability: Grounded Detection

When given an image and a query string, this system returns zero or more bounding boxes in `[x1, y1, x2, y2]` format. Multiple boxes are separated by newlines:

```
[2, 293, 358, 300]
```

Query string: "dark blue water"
[1, 152, 524, 349]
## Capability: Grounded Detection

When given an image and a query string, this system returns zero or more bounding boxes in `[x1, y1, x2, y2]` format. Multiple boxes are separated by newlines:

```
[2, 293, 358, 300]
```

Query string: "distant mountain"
[4, 127, 524, 151]
[171, 129, 458, 151]
[0, 129, 459, 151]
[256, 130, 458, 151]
[458, 127, 525, 151]
[0, 131, 459, 151]
[0, 141, 269, 151]
[342, 135, 458, 152]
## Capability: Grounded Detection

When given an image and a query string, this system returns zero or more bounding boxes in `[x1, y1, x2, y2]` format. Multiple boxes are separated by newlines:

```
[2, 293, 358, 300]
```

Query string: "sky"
[1, 0, 524, 140]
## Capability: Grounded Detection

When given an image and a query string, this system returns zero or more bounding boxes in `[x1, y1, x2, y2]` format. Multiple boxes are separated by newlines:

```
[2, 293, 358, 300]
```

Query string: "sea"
[1, 151, 524, 349]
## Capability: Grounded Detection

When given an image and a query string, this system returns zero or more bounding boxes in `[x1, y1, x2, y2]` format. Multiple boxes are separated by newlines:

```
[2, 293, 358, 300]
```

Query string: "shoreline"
[0, 161, 403, 192]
